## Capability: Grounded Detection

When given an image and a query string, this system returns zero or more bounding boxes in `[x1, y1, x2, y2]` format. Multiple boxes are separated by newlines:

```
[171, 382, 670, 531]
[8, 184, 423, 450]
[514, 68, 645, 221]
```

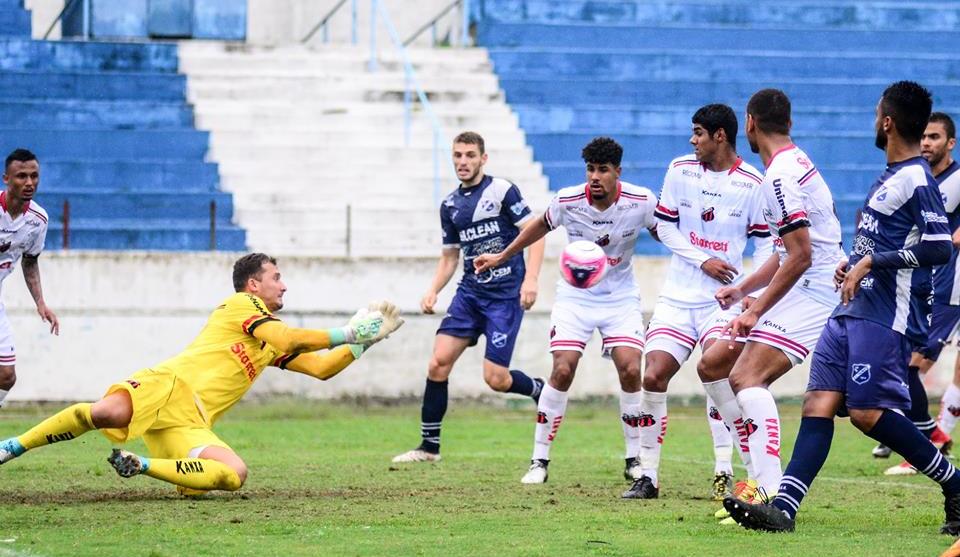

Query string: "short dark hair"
[746, 89, 791, 135]
[930, 111, 956, 140]
[693, 104, 738, 148]
[453, 131, 485, 154]
[880, 81, 933, 144]
[581, 137, 623, 166]
[233, 253, 277, 292]
[5, 148, 37, 171]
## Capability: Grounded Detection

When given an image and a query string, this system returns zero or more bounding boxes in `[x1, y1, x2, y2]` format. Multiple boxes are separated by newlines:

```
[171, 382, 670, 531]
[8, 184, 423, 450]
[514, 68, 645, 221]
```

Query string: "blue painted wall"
[64, 0, 245, 40]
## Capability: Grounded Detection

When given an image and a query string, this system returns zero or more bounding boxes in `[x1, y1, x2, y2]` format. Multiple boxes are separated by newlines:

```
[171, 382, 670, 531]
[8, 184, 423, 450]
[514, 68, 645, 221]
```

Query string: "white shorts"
[645, 301, 743, 365]
[549, 299, 645, 359]
[0, 309, 14, 367]
[748, 288, 834, 366]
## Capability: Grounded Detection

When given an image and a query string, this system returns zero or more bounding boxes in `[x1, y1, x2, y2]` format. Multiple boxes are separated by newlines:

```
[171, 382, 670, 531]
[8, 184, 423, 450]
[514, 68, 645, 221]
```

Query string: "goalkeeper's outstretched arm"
[284, 345, 362, 380]
[252, 320, 355, 354]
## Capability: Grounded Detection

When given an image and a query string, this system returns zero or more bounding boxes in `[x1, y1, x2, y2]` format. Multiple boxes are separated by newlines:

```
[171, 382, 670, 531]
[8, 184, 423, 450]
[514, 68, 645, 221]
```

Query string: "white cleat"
[391, 449, 441, 463]
[884, 461, 918, 476]
[521, 459, 549, 484]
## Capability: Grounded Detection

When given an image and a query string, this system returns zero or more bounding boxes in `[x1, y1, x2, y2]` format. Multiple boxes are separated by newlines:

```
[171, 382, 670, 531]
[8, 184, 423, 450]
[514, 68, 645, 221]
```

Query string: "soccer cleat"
[623, 457, 642, 481]
[943, 491, 960, 535]
[723, 496, 795, 532]
[884, 461, 918, 476]
[0, 438, 25, 465]
[872, 443, 892, 458]
[933, 426, 955, 457]
[622, 475, 659, 499]
[715, 479, 758, 519]
[712, 471, 734, 501]
[107, 448, 148, 478]
[521, 459, 549, 484]
[391, 448, 441, 463]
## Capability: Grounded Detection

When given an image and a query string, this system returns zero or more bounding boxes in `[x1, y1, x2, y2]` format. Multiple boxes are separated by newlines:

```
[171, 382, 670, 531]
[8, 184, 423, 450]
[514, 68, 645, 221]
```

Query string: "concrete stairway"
[179, 42, 554, 257]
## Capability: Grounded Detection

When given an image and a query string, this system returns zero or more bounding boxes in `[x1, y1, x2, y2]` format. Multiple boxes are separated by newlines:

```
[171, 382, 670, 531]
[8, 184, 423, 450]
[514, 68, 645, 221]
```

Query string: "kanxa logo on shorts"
[701, 207, 715, 221]
[852, 363, 872, 385]
[549, 326, 556, 339]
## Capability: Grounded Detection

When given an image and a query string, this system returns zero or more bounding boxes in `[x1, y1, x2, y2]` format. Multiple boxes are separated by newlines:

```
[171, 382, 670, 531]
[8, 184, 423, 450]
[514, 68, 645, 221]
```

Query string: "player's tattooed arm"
[21, 254, 58, 335]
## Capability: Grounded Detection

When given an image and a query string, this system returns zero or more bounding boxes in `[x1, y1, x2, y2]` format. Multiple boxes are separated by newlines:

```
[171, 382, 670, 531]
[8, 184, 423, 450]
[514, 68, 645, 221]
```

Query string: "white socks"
[703, 379, 753, 478]
[532, 384, 568, 461]
[737, 386, 782, 495]
[706, 395, 734, 475]
[940, 383, 960, 435]
[620, 390, 642, 459]
[639, 389, 668, 486]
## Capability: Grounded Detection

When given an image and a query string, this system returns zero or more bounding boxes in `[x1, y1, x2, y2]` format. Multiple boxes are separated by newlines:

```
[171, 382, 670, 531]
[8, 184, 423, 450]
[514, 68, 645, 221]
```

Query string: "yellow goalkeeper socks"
[143, 457, 243, 491]
[17, 403, 95, 450]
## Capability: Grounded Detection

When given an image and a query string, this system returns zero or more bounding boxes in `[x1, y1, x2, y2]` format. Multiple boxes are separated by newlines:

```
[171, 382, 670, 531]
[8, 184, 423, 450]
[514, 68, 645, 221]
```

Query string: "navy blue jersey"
[440, 175, 533, 299]
[932, 161, 960, 305]
[835, 157, 952, 335]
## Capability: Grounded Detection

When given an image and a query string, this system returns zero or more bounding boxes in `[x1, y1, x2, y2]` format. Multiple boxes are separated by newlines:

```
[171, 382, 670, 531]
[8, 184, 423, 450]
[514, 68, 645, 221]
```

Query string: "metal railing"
[403, 0, 471, 47]
[369, 0, 448, 207]
[43, 0, 90, 40]
[301, 0, 359, 45]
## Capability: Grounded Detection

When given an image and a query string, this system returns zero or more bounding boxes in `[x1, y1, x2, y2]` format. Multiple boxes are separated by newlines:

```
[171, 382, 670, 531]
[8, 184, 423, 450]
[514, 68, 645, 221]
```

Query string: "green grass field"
[0, 399, 955, 557]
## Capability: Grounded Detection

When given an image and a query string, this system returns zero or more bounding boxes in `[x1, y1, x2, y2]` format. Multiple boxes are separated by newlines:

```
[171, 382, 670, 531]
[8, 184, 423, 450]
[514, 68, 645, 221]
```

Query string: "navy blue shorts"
[919, 303, 960, 362]
[807, 316, 911, 411]
[437, 290, 523, 368]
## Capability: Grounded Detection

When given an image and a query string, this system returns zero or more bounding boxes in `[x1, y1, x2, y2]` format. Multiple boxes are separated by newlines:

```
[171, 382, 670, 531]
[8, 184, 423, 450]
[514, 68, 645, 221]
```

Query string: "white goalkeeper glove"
[342, 300, 404, 347]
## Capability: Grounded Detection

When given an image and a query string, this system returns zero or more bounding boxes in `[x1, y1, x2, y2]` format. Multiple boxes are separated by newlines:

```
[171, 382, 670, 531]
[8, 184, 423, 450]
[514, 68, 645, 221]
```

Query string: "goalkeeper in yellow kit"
[0, 253, 403, 493]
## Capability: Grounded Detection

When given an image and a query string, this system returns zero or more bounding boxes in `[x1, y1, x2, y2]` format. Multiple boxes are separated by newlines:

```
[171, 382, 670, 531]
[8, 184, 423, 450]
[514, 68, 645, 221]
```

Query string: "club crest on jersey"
[480, 199, 497, 213]
[701, 207, 715, 222]
[595, 234, 610, 247]
[491, 331, 508, 348]
[852, 363, 872, 385]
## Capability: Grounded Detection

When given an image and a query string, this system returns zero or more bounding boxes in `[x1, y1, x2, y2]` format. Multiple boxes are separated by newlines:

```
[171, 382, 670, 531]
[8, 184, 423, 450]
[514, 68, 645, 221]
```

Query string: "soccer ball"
[560, 240, 607, 288]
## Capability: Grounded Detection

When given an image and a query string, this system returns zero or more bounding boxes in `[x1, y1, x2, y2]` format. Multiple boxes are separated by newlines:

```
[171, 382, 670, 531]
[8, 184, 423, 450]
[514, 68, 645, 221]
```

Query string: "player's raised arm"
[474, 213, 549, 274]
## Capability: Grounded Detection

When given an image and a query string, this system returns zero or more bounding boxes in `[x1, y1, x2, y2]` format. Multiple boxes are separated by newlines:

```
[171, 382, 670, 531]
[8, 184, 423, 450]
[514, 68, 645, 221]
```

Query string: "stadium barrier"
[3, 252, 954, 402]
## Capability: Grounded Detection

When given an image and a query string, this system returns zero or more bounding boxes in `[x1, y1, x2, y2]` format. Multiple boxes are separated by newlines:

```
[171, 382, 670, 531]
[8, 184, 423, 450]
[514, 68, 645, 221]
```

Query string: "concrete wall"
[5, 252, 956, 402]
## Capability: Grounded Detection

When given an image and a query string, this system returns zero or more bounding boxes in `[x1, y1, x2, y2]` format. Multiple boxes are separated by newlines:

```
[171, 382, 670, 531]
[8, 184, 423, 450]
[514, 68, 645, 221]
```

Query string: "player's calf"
[109, 449, 245, 491]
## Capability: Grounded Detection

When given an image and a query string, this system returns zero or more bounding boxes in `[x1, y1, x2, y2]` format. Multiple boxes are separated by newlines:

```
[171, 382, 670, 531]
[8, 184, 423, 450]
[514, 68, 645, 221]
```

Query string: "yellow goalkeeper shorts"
[99, 369, 209, 444]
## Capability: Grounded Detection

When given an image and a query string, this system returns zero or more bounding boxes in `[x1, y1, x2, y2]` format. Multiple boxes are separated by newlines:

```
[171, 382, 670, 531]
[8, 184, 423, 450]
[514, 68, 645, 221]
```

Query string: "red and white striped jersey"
[0, 193, 47, 296]
[545, 181, 657, 306]
[760, 144, 844, 306]
[655, 155, 770, 307]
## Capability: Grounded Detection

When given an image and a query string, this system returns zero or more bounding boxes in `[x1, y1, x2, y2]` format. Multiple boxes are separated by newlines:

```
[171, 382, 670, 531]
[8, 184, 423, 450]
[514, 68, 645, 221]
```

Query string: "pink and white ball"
[559, 240, 608, 289]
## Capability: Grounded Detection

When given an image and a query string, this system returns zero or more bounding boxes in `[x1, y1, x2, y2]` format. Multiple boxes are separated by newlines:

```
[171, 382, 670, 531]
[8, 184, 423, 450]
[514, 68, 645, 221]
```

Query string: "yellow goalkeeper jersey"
[152, 292, 295, 425]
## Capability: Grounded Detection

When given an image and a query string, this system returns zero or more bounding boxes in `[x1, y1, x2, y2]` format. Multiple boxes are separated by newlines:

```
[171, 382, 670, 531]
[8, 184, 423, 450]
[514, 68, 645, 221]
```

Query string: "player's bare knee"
[848, 408, 882, 433]
[427, 357, 453, 382]
[0, 366, 15, 390]
[617, 361, 642, 391]
[549, 365, 575, 391]
[727, 371, 750, 394]
[483, 367, 512, 392]
[90, 392, 133, 429]
[697, 350, 728, 382]
[641, 370, 667, 393]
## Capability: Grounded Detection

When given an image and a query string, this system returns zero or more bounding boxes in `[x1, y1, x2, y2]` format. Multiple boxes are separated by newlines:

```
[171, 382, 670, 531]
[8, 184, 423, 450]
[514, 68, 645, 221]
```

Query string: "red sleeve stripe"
[242, 315, 277, 334]
[655, 204, 678, 217]
[559, 194, 587, 203]
[734, 168, 763, 184]
[798, 168, 819, 186]
[620, 192, 648, 201]
[26, 208, 47, 223]
[273, 354, 298, 369]
[776, 211, 808, 227]
[748, 223, 769, 231]
[672, 160, 700, 168]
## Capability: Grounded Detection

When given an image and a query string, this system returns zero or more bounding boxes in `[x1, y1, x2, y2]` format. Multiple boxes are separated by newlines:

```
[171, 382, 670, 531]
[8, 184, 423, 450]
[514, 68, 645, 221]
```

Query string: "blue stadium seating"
[475, 0, 960, 254]
[0, 2, 243, 250]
